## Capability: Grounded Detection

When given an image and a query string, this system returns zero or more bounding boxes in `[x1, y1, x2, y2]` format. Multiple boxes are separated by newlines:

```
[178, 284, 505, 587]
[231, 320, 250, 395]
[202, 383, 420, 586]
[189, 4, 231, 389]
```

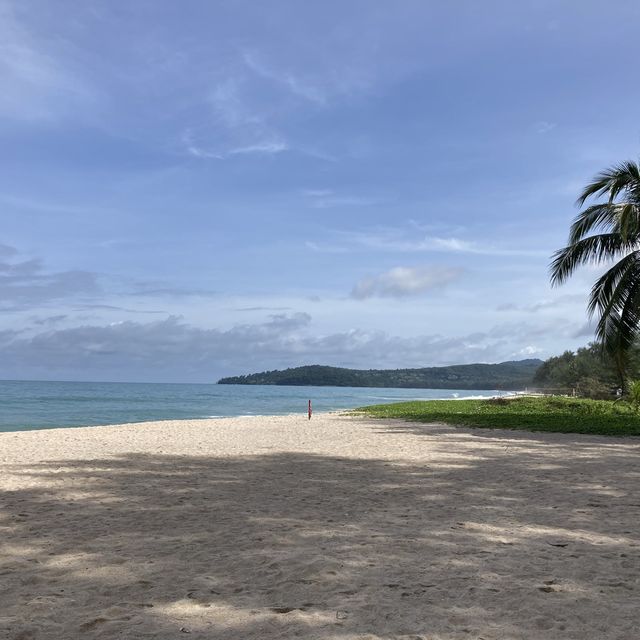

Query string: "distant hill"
[217, 359, 543, 390]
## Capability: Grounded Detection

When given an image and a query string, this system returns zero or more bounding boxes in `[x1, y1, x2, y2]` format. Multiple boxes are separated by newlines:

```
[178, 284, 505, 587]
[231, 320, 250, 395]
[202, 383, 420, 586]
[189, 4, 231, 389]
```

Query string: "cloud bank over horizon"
[0, 311, 562, 383]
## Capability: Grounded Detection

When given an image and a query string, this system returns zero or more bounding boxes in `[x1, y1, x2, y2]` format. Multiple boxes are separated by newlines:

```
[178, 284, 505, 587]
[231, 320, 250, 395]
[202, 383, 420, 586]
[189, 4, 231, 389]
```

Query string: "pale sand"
[1, 413, 639, 640]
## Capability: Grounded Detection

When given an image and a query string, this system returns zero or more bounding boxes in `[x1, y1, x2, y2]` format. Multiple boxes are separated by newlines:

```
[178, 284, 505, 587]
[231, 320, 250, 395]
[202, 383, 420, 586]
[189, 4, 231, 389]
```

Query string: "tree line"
[532, 342, 640, 398]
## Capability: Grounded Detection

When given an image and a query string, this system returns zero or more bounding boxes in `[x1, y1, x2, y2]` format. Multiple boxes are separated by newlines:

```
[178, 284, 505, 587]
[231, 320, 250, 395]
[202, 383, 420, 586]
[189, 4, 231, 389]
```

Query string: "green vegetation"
[352, 395, 640, 436]
[550, 160, 640, 385]
[533, 341, 640, 398]
[629, 380, 640, 412]
[218, 359, 542, 390]
[533, 342, 619, 397]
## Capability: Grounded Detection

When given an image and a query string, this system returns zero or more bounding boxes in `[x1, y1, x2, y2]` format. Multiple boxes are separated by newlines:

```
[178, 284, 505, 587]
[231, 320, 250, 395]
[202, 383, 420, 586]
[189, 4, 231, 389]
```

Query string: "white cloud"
[242, 50, 328, 105]
[535, 120, 557, 134]
[229, 140, 288, 155]
[182, 127, 287, 159]
[304, 241, 350, 254]
[429, 237, 477, 252]
[311, 227, 549, 258]
[496, 294, 586, 313]
[300, 189, 382, 208]
[181, 129, 223, 159]
[178, 79, 291, 159]
[208, 78, 260, 129]
[519, 345, 542, 356]
[351, 266, 463, 299]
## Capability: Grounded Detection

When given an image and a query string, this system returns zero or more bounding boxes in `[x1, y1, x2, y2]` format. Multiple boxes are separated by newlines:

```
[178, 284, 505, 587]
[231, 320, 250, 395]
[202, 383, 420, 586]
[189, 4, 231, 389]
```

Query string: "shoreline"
[2, 413, 639, 639]
[0, 411, 333, 436]
[0, 378, 514, 434]
[0, 392, 517, 435]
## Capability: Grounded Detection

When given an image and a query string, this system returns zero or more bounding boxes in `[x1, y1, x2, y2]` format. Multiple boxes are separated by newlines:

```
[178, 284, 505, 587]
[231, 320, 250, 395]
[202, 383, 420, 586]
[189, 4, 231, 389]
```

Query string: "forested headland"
[219, 343, 640, 398]
[218, 360, 542, 390]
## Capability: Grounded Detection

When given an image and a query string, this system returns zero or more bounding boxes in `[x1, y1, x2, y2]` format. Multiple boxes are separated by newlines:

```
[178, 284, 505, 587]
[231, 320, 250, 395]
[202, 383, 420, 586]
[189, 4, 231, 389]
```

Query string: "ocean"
[0, 380, 508, 432]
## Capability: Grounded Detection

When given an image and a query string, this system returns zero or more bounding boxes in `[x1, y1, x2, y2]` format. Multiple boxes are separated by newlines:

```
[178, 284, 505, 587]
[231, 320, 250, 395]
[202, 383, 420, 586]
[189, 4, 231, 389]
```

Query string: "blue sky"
[2, 0, 640, 382]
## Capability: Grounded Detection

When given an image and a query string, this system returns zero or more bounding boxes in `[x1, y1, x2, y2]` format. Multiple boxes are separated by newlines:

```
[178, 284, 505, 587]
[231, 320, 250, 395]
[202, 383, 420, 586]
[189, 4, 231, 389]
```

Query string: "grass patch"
[351, 395, 640, 436]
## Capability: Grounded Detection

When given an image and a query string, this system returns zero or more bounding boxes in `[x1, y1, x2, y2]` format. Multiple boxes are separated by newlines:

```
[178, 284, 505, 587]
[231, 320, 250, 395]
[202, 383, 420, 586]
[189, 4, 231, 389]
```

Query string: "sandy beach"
[1, 412, 639, 640]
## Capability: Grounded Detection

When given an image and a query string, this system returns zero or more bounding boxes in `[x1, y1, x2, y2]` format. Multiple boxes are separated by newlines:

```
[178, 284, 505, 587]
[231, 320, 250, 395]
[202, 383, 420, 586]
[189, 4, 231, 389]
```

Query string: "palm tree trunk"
[615, 351, 627, 393]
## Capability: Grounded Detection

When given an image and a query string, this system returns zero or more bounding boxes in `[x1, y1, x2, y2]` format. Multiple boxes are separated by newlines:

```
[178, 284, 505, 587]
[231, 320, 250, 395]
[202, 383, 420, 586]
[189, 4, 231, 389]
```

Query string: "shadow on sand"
[1, 424, 639, 639]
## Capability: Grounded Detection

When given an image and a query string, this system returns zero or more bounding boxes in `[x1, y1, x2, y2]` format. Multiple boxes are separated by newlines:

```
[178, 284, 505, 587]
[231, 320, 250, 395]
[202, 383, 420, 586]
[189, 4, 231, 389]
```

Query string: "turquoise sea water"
[0, 380, 508, 432]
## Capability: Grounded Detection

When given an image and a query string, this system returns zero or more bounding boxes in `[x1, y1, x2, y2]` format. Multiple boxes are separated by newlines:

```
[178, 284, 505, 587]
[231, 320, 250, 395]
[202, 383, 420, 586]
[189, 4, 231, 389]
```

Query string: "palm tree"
[550, 160, 640, 387]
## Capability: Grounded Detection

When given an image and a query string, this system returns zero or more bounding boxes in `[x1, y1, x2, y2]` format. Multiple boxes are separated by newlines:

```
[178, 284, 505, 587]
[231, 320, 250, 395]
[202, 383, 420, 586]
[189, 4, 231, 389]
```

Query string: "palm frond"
[587, 252, 640, 318]
[597, 280, 640, 356]
[550, 233, 636, 286]
[616, 202, 640, 241]
[595, 255, 640, 356]
[568, 203, 631, 243]
[576, 160, 640, 206]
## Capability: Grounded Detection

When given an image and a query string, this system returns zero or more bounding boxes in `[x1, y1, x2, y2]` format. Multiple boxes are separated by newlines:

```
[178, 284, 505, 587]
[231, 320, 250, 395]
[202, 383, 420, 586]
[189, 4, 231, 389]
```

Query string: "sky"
[2, 0, 640, 382]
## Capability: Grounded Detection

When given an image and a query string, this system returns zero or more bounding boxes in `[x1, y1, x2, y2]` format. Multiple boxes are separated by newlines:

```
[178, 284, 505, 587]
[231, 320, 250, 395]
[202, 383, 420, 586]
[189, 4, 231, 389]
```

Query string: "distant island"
[217, 359, 543, 390]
